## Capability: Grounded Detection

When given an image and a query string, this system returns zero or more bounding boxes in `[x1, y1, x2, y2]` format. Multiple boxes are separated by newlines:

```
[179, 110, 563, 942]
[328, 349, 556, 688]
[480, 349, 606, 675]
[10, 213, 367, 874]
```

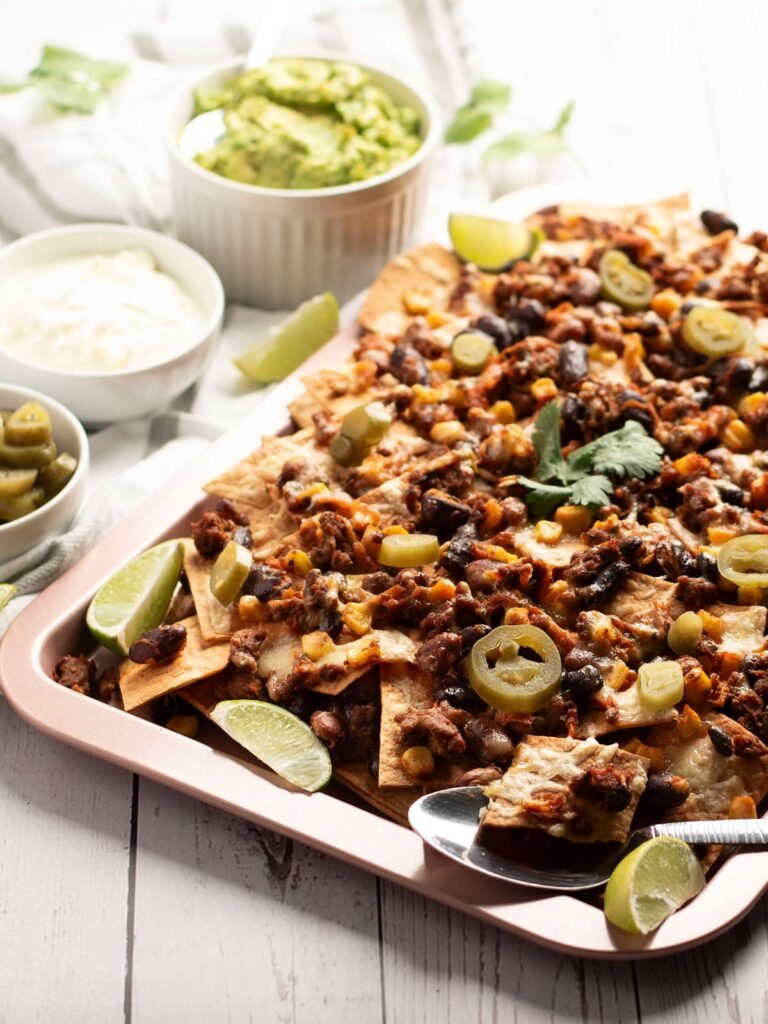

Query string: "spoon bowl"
[408, 785, 768, 891]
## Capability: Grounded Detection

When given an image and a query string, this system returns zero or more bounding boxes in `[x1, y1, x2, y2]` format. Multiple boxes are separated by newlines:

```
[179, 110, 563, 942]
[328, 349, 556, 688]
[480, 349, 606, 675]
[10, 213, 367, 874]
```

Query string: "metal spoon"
[177, 2, 285, 161]
[408, 786, 768, 891]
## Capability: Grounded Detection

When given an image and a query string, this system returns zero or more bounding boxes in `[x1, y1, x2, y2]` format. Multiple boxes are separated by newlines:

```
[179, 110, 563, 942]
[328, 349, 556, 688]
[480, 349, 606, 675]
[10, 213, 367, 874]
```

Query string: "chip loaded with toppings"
[55, 195, 768, 926]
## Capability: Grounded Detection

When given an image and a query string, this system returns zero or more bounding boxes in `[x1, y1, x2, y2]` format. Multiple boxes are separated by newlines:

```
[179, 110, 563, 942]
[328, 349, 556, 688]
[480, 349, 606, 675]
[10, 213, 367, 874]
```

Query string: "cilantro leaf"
[570, 474, 613, 509]
[515, 477, 573, 517]
[566, 420, 663, 480]
[484, 99, 575, 165]
[532, 400, 569, 484]
[0, 44, 128, 114]
[445, 79, 511, 144]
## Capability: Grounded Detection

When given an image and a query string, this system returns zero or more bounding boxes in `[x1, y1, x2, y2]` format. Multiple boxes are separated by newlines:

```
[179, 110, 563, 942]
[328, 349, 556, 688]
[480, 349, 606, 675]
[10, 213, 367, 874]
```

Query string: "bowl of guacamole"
[191, 58, 424, 191]
[166, 54, 439, 308]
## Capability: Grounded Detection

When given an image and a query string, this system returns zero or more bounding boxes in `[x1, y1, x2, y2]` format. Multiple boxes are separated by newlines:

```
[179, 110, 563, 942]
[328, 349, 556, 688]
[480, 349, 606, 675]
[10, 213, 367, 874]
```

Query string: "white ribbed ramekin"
[166, 56, 439, 310]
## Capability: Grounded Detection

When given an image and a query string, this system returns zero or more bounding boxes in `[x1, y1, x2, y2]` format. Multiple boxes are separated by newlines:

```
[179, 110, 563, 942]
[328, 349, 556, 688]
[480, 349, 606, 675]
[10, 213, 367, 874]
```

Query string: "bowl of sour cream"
[0, 224, 225, 426]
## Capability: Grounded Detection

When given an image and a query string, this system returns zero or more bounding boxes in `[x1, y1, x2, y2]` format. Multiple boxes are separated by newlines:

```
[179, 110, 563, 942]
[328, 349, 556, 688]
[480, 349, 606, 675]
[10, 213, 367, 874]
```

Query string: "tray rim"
[3, 183, 767, 960]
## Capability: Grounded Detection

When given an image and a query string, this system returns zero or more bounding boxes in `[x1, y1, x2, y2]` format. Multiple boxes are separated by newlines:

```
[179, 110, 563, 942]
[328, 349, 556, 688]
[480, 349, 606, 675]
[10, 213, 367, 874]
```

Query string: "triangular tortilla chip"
[182, 539, 244, 641]
[119, 617, 229, 712]
[358, 242, 461, 339]
[333, 763, 418, 827]
[378, 663, 435, 788]
[651, 713, 768, 821]
[577, 682, 677, 739]
[608, 572, 685, 631]
[303, 630, 419, 696]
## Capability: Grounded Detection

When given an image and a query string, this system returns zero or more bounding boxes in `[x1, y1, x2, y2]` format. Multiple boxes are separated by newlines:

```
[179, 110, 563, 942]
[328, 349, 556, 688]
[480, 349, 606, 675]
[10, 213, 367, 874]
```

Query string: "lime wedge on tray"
[603, 836, 705, 935]
[0, 583, 17, 612]
[448, 213, 540, 272]
[86, 539, 184, 655]
[233, 292, 339, 384]
[211, 699, 333, 792]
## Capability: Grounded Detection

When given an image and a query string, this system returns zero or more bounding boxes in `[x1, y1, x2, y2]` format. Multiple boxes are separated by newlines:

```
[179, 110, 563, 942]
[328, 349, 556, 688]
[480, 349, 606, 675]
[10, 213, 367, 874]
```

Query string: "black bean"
[749, 364, 768, 393]
[713, 480, 744, 506]
[644, 772, 691, 807]
[701, 209, 738, 236]
[459, 623, 492, 655]
[519, 298, 547, 331]
[680, 301, 700, 315]
[243, 563, 284, 601]
[421, 488, 470, 539]
[562, 665, 603, 703]
[472, 314, 512, 350]
[622, 405, 654, 433]
[433, 684, 482, 709]
[603, 786, 632, 813]
[709, 724, 735, 757]
[558, 340, 589, 385]
[231, 526, 253, 548]
[439, 523, 478, 576]
[695, 551, 719, 583]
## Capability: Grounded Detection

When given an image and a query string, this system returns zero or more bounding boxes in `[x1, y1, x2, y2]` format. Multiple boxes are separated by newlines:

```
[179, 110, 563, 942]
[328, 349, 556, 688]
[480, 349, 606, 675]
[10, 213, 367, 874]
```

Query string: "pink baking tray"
[4, 192, 768, 958]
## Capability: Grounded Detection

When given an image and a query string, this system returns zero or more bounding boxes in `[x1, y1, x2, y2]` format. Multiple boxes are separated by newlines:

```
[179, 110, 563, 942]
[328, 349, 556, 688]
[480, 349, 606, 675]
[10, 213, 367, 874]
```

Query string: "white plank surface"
[2, 1, 768, 1021]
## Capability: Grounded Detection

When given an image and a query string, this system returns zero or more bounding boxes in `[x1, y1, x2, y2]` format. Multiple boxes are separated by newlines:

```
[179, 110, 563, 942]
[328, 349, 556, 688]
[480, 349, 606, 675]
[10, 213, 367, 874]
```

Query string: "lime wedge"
[604, 836, 705, 935]
[233, 292, 339, 384]
[448, 213, 539, 271]
[86, 540, 184, 655]
[0, 583, 17, 612]
[210, 699, 333, 792]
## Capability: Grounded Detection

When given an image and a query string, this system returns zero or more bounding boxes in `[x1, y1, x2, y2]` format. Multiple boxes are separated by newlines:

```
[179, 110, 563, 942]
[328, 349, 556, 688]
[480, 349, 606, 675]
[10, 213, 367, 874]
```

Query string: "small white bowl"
[0, 383, 89, 560]
[166, 55, 440, 309]
[0, 224, 225, 426]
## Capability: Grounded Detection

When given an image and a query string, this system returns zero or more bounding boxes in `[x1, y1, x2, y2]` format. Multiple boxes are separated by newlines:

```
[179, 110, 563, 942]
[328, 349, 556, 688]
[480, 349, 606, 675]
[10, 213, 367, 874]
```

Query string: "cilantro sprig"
[0, 45, 128, 114]
[515, 401, 663, 516]
[444, 79, 512, 143]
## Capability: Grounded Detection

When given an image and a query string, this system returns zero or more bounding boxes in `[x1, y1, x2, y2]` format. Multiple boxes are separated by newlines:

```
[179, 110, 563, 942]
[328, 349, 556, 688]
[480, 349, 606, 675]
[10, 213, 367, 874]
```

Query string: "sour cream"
[0, 248, 203, 373]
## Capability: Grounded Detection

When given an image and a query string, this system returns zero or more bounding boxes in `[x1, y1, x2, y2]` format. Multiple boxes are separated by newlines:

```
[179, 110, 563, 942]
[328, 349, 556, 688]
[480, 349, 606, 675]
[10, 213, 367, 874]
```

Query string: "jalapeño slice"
[451, 330, 495, 374]
[599, 249, 654, 311]
[467, 624, 562, 712]
[681, 306, 751, 358]
[717, 534, 768, 587]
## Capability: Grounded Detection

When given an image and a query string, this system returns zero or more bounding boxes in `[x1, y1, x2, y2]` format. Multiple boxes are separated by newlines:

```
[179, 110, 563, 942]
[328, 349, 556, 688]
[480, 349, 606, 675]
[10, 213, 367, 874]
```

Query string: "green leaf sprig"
[0, 45, 128, 114]
[444, 79, 511, 143]
[515, 400, 663, 516]
[483, 100, 575, 164]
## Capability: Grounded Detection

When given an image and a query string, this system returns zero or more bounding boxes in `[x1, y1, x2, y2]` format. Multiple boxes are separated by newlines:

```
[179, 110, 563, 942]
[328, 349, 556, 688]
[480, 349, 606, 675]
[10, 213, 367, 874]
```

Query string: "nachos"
[55, 197, 768, 863]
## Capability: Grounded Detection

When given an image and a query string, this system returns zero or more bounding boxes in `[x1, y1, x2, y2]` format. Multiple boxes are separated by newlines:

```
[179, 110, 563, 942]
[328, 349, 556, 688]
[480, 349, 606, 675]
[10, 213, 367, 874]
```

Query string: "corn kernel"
[719, 651, 742, 677]
[427, 579, 457, 604]
[554, 504, 592, 534]
[623, 333, 646, 370]
[342, 602, 373, 636]
[738, 585, 765, 606]
[750, 473, 768, 510]
[697, 610, 723, 641]
[605, 662, 631, 691]
[622, 738, 665, 772]
[722, 418, 756, 453]
[729, 795, 757, 819]
[588, 342, 619, 366]
[285, 549, 313, 577]
[490, 400, 516, 423]
[683, 666, 712, 704]
[238, 595, 265, 623]
[430, 357, 454, 376]
[648, 506, 672, 525]
[429, 419, 466, 445]
[533, 520, 563, 545]
[383, 524, 408, 536]
[302, 630, 335, 661]
[480, 543, 518, 564]
[411, 384, 440, 405]
[531, 377, 558, 402]
[403, 289, 431, 315]
[673, 453, 710, 477]
[482, 498, 504, 533]
[651, 288, 682, 321]
[167, 715, 199, 739]
[676, 704, 702, 739]
[401, 745, 435, 779]
[503, 607, 529, 625]
[738, 392, 767, 418]
[707, 525, 739, 546]
[298, 481, 329, 502]
[426, 309, 452, 329]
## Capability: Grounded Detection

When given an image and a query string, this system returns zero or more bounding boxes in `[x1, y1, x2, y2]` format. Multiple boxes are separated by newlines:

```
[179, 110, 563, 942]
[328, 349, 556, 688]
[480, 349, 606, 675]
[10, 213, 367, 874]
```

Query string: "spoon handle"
[650, 818, 768, 846]
[245, 1, 287, 69]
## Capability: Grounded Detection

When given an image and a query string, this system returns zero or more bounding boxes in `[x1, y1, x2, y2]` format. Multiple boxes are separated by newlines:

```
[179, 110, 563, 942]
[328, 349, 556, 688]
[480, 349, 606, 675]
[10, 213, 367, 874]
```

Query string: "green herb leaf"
[470, 79, 511, 112]
[570, 474, 613, 509]
[0, 82, 29, 95]
[532, 400, 569, 484]
[484, 99, 575, 165]
[444, 105, 494, 144]
[515, 477, 573, 517]
[3, 45, 128, 114]
[566, 420, 663, 480]
[445, 78, 511, 144]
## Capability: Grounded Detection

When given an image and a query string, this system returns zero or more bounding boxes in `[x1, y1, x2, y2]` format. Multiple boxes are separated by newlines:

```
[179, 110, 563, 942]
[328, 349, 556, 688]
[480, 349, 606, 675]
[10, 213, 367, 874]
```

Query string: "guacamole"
[192, 59, 422, 190]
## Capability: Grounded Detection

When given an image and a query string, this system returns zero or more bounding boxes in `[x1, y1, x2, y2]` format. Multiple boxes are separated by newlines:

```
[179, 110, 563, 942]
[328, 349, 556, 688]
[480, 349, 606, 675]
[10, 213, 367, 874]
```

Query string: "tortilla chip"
[204, 430, 334, 510]
[178, 676, 218, 716]
[481, 735, 649, 844]
[358, 242, 461, 339]
[577, 682, 678, 739]
[650, 713, 768, 822]
[710, 604, 767, 655]
[333, 763, 418, 827]
[378, 664, 435, 788]
[288, 390, 326, 429]
[119, 617, 229, 712]
[608, 572, 685, 633]
[307, 630, 419, 696]
[182, 539, 244, 641]
[512, 526, 586, 569]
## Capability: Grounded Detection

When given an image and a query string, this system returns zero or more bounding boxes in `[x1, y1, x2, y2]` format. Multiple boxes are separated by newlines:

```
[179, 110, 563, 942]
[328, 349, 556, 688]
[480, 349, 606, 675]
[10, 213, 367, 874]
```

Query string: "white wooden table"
[2, 1, 768, 1020]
